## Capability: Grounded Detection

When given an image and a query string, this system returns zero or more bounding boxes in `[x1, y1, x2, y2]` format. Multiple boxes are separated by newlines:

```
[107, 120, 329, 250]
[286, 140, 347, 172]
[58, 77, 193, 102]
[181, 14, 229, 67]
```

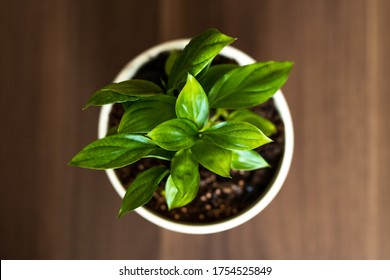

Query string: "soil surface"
[109, 52, 285, 223]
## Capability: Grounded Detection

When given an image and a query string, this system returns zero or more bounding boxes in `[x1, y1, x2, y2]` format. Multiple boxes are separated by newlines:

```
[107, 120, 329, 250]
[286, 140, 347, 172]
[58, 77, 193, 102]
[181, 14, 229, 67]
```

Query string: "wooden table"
[1, 0, 389, 259]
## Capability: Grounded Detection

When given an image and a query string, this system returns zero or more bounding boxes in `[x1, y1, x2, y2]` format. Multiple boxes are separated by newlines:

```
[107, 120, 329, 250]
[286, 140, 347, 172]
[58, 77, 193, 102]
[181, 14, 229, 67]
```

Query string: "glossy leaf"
[228, 109, 277, 137]
[68, 134, 156, 169]
[195, 60, 212, 80]
[176, 74, 209, 128]
[147, 118, 199, 151]
[165, 175, 181, 210]
[198, 64, 238, 93]
[143, 148, 175, 161]
[84, 80, 163, 109]
[208, 61, 293, 108]
[118, 95, 176, 133]
[165, 50, 181, 76]
[122, 101, 134, 110]
[203, 121, 272, 150]
[118, 166, 169, 218]
[191, 139, 231, 178]
[168, 28, 236, 90]
[105, 125, 118, 136]
[166, 149, 199, 209]
[231, 150, 270, 171]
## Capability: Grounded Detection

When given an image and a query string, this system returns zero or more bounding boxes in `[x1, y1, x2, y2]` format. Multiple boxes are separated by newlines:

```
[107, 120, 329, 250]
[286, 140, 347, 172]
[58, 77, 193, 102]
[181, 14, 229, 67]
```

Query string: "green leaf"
[68, 134, 156, 169]
[84, 80, 163, 109]
[118, 166, 169, 218]
[165, 175, 181, 210]
[147, 118, 199, 151]
[231, 150, 270, 171]
[195, 60, 212, 80]
[168, 28, 236, 90]
[118, 95, 177, 133]
[143, 148, 175, 161]
[105, 125, 118, 136]
[166, 149, 199, 209]
[191, 139, 231, 178]
[208, 61, 293, 109]
[228, 109, 277, 137]
[203, 121, 272, 150]
[176, 74, 209, 128]
[122, 101, 134, 110]
[198, 64, 238, 93]
[165, 50, 181, 76]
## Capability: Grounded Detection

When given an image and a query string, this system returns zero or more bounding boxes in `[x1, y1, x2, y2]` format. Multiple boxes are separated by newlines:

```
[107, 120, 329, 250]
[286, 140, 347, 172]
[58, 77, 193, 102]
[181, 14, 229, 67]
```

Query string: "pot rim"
[98, 39, 294, 234]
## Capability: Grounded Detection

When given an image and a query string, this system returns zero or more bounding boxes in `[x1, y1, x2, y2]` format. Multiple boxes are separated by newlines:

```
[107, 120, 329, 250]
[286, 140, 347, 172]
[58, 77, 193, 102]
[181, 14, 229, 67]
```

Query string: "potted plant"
[69, 28, 294, 234]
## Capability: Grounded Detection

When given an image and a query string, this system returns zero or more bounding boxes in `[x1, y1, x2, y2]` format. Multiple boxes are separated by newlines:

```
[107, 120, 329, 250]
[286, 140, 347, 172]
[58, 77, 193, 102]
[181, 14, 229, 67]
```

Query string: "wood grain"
[1, 0, 389, 259]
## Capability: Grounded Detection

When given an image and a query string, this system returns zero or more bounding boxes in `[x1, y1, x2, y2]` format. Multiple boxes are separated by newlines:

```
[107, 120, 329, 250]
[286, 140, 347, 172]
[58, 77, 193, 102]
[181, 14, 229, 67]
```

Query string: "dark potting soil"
[109, 51, 285, 224]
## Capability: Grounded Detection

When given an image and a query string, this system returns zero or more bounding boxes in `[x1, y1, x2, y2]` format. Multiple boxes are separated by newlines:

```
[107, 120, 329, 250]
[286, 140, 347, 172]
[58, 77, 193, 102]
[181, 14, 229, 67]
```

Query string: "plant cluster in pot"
[69, 29, 294, 234]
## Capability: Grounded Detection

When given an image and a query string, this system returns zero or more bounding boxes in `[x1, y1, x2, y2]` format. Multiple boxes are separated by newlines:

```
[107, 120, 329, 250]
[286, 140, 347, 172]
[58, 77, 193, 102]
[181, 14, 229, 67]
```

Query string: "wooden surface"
[1, 0, 389, 259]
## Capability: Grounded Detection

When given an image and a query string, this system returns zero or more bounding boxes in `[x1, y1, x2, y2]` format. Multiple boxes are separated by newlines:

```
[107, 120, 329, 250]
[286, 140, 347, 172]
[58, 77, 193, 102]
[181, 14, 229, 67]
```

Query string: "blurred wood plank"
[157, 0, 390, 259]
[0, 0, 389, 259]
[0, 0, 162, 259]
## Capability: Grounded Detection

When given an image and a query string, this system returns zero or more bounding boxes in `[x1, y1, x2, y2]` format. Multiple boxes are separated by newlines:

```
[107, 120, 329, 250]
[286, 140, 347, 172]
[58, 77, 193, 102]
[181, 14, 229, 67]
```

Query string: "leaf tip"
[82, 103, 90, 110]
[186, 72, 194, 80]
[259, 130, 274, 146]
[67, 158, 77, 167]
[261, 137, 274, 147]
[284, 61, 295, 71]
[220, 171, 232, 179]
[117, 208, 126, 219]
[145, 131, 153, 140]
[167, 204, 176, 211]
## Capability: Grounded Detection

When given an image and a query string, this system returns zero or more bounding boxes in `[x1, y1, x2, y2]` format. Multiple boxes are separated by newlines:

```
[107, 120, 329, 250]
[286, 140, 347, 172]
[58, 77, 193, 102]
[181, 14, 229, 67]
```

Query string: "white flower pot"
[98, 39, 294, 234]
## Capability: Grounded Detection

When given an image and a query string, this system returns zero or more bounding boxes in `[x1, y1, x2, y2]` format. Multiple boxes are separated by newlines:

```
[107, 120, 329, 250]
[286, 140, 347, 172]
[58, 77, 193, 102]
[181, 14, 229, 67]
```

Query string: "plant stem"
[201, 109, 229, 131]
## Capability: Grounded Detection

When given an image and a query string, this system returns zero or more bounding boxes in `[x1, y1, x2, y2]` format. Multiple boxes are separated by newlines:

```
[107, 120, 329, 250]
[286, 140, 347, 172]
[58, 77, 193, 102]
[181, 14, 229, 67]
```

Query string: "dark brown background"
[1, 0, 389, 259]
